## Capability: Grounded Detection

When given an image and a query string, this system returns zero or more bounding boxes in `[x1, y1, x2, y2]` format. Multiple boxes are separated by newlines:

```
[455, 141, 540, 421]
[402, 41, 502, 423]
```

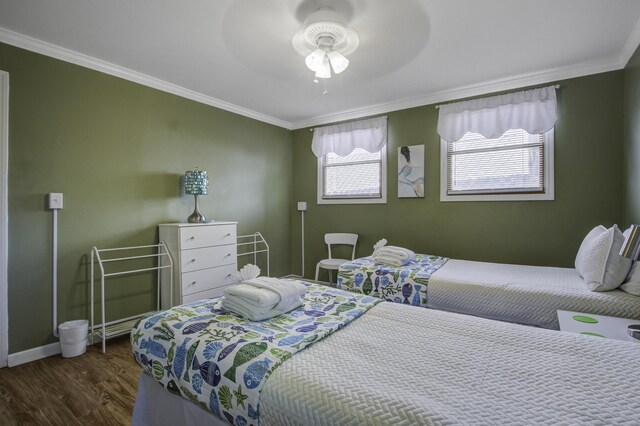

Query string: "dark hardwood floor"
[0, 337, 141, 425]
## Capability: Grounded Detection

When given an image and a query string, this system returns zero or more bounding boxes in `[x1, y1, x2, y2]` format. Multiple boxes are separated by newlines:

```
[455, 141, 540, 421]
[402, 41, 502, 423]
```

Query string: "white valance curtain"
[437, 86, 558, 142]
[311, 116, 387, 158]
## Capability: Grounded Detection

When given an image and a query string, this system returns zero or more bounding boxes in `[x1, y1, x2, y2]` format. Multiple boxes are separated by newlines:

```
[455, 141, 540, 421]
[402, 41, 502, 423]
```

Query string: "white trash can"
[58, 319, 89, 358]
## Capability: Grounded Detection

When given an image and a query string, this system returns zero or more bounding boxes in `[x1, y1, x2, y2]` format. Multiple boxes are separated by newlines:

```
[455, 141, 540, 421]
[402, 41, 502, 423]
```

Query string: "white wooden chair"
[315, 233, 358, 285]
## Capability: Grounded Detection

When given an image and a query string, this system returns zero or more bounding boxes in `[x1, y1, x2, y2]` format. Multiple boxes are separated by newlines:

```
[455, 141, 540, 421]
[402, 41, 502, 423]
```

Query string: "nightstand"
[557, 310, 640, 343]
[159, 222, 238, 309]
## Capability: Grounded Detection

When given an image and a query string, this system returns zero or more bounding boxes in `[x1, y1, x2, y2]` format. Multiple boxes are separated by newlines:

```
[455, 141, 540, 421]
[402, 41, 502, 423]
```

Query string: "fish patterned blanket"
[131, 281, 381, 425]
[337, 254, 449, 307]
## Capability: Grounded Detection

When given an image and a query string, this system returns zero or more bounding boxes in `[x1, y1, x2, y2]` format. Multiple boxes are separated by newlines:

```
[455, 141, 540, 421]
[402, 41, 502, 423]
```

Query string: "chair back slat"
[324, 233, 358, 260]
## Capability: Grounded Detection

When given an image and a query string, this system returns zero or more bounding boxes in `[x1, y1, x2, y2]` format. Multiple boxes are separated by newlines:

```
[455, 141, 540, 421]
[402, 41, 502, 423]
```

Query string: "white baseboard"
[6, 334, 103, 367]
[7, 341, 61, 367]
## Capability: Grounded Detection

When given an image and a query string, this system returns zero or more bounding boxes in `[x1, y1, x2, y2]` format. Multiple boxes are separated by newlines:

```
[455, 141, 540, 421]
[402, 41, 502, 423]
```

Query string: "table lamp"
[184, 168, 209, 223]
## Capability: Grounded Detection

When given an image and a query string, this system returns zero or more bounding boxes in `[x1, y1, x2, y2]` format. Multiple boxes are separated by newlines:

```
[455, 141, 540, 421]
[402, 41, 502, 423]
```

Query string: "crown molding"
[2, 19, 638, 133]
[619, 15, 640, 68]
[290, 57, 623, 129]
[0, 27, 292, 129]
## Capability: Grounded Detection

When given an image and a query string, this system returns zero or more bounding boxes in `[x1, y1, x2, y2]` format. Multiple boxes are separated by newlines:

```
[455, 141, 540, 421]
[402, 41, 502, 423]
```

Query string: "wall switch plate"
[297, 201, 307, 211]
[48, 193, 63, 209]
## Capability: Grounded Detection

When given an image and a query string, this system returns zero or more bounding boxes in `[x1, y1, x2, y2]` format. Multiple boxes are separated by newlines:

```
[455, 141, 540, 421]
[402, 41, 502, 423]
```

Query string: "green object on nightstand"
[573, 315, 598, 324]
[580, 332, 606, 338]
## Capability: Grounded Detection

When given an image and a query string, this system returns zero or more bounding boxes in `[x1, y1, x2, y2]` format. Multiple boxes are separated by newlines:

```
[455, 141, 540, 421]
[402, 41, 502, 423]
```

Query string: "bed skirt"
[132, 373, 227, 426]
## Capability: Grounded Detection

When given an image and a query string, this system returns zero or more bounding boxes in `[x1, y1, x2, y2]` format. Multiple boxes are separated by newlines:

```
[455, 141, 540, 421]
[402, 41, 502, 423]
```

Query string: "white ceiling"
[1, 0, 639, 129]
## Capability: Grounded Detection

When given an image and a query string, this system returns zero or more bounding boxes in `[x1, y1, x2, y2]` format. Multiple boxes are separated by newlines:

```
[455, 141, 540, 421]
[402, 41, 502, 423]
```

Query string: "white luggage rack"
[237, 232, 270, 276]
[90, 243, 173, 353]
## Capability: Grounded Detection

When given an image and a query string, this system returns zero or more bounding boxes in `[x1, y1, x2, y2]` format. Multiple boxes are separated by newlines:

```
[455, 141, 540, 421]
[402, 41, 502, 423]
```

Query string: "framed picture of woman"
[398, 145, 425, 198]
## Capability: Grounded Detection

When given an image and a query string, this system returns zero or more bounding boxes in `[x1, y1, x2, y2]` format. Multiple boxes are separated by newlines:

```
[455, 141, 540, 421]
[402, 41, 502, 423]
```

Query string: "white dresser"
[159, 222, 238, 309]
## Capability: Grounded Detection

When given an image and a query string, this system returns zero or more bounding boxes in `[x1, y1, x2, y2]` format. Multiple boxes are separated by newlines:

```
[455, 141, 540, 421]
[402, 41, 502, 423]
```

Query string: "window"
[437, 85, 558, 202]
[441, 128, 554, 201]
[317, 146, 387, 204]
[312, 116, 388, 204]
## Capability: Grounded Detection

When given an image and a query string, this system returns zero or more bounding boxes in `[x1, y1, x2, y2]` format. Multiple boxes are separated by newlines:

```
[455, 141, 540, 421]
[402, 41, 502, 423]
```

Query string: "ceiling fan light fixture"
[315, 56, 332, 79]
[327, 50, 349, 74]
[292, 6, 359, 84]
[305, 48, 326, 72]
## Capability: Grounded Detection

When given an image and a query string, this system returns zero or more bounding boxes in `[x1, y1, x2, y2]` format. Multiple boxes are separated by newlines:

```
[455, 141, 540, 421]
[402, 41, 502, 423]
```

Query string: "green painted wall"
[291, 72, 625, 280]
[0, 39, 630, 354]
[623, 45, 640, 225]
[1, 42, 292, 353]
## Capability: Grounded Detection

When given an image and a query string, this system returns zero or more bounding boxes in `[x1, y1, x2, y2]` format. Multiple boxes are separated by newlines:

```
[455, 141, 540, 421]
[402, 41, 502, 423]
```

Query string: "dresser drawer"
[182, 264, 237, 296]
[181, 244, 237, 273]
[182, 284, 233, 304]
[180, 224, 236, 250]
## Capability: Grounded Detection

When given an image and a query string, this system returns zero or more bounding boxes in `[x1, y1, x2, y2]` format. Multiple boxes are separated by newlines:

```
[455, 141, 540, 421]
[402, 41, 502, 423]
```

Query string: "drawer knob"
[190, 258, 196, 263]
[225, 233, 231, 237]
[226, 273, 232, 278]
[225, 253, 231, 257]
[190, 281, 196, 286]
[189, 236, 195, 240]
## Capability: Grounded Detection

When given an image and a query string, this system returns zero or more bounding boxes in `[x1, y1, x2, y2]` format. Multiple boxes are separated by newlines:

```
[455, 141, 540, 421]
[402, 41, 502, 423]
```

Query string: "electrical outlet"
[297, 201, 307, 211]
[48, 193, 63, 209]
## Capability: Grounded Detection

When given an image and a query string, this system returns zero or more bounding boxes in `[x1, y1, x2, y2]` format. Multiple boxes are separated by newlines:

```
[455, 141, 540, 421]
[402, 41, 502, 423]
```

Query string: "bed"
[337, 255, 640, 329]
[131, 280, 640, 425]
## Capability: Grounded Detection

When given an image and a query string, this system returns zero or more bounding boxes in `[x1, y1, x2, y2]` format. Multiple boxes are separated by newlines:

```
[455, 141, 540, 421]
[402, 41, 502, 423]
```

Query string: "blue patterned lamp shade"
[184, 168, 209, 223]
[184, 170, 209, 196]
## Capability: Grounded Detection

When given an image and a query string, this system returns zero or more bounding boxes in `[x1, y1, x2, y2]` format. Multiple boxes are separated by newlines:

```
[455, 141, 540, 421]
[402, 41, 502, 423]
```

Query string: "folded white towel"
[374, 254, 411, 267]
[242, 277, 306, 311]
[222, 277, 307, 321]
[376, 246, 416, 261]
[375, 252, 409, 262]
[374, 243, 415, 265]
[223, 283, 280, 308]
[222, 297, 303, 321]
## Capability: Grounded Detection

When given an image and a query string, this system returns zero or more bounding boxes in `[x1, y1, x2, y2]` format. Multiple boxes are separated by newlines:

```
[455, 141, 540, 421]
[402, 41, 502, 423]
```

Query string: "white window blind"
[322, 148, 382, 198]
[315, 116, 388, 204]
[438, 86, 557, 202]
[447, 129, 545, 195]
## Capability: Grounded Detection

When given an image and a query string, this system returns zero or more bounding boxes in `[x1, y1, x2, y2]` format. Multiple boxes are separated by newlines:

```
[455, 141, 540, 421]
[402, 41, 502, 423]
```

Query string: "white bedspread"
[259, 302, 640, 425]
[427, 259, 640, 329]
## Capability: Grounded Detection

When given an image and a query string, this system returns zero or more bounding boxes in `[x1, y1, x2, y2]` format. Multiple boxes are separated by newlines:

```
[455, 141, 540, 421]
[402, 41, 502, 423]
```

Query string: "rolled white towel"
[222, 297, 303, 322]
[223, 283, 280, 308]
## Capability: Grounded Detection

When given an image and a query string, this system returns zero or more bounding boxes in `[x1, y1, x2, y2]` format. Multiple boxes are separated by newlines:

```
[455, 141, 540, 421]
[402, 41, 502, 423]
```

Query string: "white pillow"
[621, 261, 640, 296]
[581, 225, 632, 292]
[575, 225, 606, 276]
